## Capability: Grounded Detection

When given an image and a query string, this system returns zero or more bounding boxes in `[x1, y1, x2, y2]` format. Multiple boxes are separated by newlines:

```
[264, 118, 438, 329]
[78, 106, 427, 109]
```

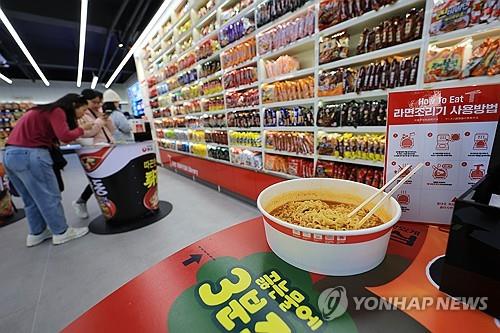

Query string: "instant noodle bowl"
[257, 178, 402, 276]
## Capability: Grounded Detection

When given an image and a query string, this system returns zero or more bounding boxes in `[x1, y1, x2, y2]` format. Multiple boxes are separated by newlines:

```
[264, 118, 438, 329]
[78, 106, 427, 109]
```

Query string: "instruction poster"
[385, 84, 500, 225]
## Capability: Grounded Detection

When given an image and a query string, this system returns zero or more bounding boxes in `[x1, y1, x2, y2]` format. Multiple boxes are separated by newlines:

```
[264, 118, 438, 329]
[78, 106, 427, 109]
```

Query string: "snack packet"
[425, 38, 472, 82]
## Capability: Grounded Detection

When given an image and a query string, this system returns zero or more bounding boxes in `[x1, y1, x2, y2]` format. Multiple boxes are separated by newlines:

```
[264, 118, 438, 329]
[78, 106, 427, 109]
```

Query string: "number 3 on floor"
[198, 267, 252, 306]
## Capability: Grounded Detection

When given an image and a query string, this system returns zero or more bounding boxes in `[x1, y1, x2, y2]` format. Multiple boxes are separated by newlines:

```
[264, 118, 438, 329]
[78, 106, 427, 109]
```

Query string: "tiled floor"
[0, 154, 259, 333]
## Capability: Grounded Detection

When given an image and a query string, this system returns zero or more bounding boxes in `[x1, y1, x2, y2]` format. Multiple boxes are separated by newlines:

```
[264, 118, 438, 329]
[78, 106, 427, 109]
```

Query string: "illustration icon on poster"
[473, 133, 488, 150]
[469, 164, 485, 180]
[400, 132, 415, 149]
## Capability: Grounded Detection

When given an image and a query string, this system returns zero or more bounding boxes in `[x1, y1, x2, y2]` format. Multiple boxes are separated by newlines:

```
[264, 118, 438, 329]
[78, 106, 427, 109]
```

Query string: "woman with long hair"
[3, 93, 92, 247]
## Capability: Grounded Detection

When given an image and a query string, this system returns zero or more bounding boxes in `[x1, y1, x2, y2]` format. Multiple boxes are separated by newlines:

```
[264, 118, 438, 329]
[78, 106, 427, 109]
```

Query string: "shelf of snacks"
[262, 67, 315, 84]
[195, 5, 218, 30]
[265, 130, 315, 156]
[319, 0, 424, 36]
[223, 56, 258, 74]
[139, 0, 500, 185]
[264, 153, 315, 178]
[319, 40, 423, 71]
[230, 146, 263, 169]
[218, 21, 256, 57]
[0, 102, 32, 148]
[317, 131, 386, 168]
[200, 69, 223, 82]
[318, 155, 384, 168]
[317, 99, 387, 128]
[424, 32, 500, 87]
[219, 0, 255, 31]
[316, 160, 384, 188]
[428, 14, 500, 44]
[258, 33, 315, 60]
[255, 0, 313, 34]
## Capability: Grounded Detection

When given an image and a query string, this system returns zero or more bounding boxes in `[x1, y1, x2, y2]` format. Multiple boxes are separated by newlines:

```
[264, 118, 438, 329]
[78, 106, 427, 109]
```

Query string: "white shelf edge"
[263, 169, 301, 179]
[229, 145, 262, 152]
[422, 75, 500, 90]
[263, 126, 315, 131]
[428, 21, 500, 44]
[224, 81, 258, 93]
[318, 85, 417, 103]
[264, 149, 314, 159]
[262, 98, 315, 108]
[225, 105, 260, 112]
[317, 155, 384, 168]
[200, 91, 224, 99]
[206, 141, 229, 146]
[227, 127, 261, 131]
[317, 126, 386, 133]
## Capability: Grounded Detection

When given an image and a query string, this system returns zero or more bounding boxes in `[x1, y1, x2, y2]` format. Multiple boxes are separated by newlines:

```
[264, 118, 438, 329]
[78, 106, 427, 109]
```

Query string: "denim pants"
[3, 146, 68, 235]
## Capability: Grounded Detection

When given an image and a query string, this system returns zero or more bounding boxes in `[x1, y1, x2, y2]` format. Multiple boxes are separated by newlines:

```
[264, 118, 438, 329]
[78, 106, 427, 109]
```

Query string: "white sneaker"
[72, 201, 89, 219]
[26, 228, 52, 247]
[53, 227, 89, 245]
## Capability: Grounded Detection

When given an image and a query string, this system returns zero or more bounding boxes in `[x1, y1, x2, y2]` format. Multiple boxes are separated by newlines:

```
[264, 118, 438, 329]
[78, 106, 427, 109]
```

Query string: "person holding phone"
[102, 89, 134, 143]
[72, 89, 115, 219]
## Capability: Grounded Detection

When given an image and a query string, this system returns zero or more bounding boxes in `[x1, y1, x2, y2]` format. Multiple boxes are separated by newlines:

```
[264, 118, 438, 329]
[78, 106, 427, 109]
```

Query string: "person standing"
[102, 89, 134, 142]
[3, 94, 92, 246]
[72, 89, 115, 219]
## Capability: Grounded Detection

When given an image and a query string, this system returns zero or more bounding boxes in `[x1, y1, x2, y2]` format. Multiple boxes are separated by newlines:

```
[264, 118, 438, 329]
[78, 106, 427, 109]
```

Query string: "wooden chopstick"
[347, 164, 412, 218]
[354, 163, 424, 229]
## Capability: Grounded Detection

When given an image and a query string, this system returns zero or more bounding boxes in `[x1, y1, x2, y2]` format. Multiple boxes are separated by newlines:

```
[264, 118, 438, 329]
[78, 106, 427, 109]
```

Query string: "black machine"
[440, 122, 500, 318]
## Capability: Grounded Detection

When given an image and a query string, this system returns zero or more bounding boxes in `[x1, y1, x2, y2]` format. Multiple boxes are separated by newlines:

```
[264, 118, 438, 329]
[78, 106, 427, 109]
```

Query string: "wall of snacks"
[0, 102, 33, 148]
[135, 0, 500, 184]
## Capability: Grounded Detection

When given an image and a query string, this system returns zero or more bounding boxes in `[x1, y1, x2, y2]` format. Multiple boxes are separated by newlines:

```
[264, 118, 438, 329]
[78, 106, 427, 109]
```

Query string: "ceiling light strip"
[105, 0, 178, 88]
[0, 7, 50, 86]
[77, 0, 89, 88]
[0, 72, 12, 84]
[91, 75, 98, 89]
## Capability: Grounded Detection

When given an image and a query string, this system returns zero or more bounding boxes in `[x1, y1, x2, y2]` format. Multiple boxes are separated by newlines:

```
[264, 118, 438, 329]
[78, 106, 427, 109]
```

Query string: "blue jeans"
[3, 147, 68, 235]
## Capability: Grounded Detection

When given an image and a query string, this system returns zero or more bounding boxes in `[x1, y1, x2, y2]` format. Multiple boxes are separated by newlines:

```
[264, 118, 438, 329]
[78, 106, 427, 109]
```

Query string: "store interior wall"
[0, 79, 131, 112]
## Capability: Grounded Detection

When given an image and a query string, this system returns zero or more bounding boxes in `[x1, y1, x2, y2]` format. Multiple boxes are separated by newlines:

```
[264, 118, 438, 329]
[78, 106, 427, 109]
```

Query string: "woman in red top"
[4, 94, 92, 247]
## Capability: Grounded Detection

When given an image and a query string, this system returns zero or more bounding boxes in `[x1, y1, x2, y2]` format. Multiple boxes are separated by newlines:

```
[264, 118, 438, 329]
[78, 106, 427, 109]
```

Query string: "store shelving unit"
[136, 0, 500, 180]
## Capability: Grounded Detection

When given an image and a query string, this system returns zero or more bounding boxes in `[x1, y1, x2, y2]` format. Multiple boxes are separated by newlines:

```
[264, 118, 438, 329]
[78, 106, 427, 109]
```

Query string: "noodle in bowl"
[257, 178, 402, 276]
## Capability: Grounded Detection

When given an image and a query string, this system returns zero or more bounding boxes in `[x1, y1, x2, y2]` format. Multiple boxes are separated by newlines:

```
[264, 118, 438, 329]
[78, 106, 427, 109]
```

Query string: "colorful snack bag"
[425, 38, 472, 82]
[430, 0, 472, 36]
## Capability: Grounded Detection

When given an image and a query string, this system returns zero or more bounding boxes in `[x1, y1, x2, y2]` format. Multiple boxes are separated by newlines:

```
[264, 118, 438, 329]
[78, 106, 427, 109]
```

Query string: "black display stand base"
[428, 256, 444, 288]
[0, 209, 26, 228]
[89, 201, 172, 235]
